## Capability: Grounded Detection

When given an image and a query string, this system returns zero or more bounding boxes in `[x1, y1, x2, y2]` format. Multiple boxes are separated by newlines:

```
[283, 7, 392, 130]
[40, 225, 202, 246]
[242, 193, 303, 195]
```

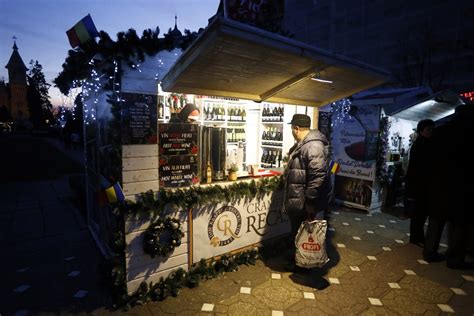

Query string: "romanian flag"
[329, 161, 341, 174]
[105, 182, 125, 203]
[66, 14, 99, 48]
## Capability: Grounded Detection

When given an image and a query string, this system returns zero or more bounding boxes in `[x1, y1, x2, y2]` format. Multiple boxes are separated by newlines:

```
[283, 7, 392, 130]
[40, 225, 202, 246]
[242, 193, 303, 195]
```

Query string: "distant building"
[0, 41, 29, 120]
[283, 0, 474, 93]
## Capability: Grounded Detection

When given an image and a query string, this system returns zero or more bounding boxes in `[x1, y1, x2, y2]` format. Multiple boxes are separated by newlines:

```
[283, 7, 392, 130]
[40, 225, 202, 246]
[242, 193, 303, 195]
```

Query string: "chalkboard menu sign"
[121, 93, 157, 144]
[158, 123, 199, 187]
[318, 111, 332, 140]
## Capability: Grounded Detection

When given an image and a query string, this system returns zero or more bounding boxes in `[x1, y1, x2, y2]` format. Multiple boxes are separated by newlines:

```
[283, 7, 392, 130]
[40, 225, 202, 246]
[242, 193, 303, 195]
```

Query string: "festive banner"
[332, 105, 380, 181]
[332, 105, 381, 210]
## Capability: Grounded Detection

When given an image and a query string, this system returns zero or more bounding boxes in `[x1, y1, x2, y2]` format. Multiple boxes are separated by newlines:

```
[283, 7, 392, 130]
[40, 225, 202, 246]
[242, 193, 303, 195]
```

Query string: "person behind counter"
[170, 103, 200, 123]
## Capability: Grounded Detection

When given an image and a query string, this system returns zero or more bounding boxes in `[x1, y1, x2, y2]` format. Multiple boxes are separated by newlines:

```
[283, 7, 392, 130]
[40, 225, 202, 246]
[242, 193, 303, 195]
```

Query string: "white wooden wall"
[122, 144, 159, 201]
[125, 207, 189, 294]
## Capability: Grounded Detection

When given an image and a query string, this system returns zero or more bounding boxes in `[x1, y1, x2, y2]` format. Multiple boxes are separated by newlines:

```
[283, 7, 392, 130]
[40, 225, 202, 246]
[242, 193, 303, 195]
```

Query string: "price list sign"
[121, 93, 157, 144]
[158, 123, 199, 187]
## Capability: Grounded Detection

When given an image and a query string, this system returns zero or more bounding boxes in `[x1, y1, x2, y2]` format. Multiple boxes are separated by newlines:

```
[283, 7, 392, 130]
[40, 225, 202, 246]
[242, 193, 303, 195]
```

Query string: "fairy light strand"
[330, 98, 352, 127]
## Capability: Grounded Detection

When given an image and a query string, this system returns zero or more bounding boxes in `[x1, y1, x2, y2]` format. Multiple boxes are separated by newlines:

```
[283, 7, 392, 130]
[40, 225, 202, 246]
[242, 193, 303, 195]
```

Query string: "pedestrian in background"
[405, 119, 435, 247]
[283, 114, 332, 288]
[425, 105, 474, 268]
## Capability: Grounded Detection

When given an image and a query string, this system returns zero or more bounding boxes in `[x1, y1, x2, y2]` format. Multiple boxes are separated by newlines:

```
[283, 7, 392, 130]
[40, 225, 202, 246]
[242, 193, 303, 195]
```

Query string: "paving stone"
[222, 296, 267, 316]
[368, 297, 383, 306]
[449, 287, 466, 295]
[359, 306, 399, 315]
[271, 273, 281, 280]
[415, 266, 465, 288]
[150, 288, 209, 314]
[338, 272, 391, 298]
[398, 274, 453, 303]
[462, 275, 474, 282]
[381, 290, 442, 314]
[201, 303, 214, 312]
[437, 303, 455, 313]
[252, 279, 302, 310]
[448, 294, 474, 315]
[13, 285, 30, 293]
[72, 290, 88, 298]
[328, 277, 340, 284]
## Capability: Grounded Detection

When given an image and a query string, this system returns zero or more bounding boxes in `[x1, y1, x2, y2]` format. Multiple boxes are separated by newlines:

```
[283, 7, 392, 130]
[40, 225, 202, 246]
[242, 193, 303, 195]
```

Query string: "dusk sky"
[0, 0, 220, 107]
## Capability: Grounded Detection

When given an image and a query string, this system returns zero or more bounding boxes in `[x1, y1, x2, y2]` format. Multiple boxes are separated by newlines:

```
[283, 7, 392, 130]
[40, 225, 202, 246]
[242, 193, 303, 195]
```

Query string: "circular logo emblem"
[208, 205, 242, 247]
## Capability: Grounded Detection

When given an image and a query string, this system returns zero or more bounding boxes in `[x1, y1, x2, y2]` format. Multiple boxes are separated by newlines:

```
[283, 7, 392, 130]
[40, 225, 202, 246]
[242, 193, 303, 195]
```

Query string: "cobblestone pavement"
[93, 207, 474, 315]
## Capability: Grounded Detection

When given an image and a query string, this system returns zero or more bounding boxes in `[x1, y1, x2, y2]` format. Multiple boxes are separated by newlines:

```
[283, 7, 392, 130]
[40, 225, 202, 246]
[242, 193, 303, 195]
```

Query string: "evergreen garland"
[116, 249, 260, 309]
[54, 28, 199, 95]
[119, 176, 283, 216]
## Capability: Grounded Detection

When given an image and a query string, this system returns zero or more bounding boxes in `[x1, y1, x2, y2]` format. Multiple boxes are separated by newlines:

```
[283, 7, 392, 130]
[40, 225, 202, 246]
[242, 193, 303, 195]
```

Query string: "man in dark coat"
[405, 119, 434, 247]
[425, 104, 474, 268]
[283, 114, 332, 275]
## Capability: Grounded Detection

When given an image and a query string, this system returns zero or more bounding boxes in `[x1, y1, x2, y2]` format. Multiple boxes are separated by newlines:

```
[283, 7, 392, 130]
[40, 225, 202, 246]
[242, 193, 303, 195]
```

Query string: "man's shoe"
[423, 253, 446, 263]
[313, 277, 330, 290]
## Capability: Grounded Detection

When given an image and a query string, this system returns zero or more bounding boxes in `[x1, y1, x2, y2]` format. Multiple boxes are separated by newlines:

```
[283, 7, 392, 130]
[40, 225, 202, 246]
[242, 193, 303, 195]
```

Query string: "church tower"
[5, 41, 29, 119]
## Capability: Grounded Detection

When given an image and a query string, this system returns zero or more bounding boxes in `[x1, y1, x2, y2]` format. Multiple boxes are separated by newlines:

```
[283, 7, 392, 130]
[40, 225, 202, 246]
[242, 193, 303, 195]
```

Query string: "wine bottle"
[206, 162, 212, 184]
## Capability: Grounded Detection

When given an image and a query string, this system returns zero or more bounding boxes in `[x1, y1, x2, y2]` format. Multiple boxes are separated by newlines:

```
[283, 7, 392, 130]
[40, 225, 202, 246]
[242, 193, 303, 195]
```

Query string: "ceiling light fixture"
[311, 72, 333, 84]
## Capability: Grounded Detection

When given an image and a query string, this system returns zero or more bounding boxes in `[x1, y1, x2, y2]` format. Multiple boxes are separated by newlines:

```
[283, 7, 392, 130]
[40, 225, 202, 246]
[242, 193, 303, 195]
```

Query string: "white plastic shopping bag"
[295, 219, 329, 268]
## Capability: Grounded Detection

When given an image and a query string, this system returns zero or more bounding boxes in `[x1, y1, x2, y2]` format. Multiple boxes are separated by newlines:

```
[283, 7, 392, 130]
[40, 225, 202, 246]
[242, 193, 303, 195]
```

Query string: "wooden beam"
[259, 67, 318, 102]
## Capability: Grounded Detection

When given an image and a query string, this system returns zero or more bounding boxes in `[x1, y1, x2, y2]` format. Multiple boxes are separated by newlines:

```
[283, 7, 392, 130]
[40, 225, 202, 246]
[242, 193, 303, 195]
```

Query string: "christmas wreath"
[143, 217, 184, 258]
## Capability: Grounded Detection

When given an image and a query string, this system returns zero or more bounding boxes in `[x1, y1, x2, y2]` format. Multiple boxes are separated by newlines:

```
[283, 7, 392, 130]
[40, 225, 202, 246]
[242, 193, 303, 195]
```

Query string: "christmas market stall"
[61, 16, 388, 306]
[320, 87, 465, 213]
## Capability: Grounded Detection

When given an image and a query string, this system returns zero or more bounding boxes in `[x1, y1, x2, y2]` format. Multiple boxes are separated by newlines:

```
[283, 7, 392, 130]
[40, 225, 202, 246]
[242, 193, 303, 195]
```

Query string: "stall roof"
[352, 88, 464, 122]
[389, 90, 464, 122]
[161, 17, 389, 107]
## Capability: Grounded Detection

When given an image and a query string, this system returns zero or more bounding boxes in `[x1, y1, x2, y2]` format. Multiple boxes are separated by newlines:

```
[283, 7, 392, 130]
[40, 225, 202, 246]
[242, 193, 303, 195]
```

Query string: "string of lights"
[330, 98, 352, 127]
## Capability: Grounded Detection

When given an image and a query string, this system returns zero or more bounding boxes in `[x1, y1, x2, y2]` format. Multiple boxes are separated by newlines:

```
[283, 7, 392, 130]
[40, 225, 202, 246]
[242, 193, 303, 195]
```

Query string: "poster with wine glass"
[331, 104, 381, 210]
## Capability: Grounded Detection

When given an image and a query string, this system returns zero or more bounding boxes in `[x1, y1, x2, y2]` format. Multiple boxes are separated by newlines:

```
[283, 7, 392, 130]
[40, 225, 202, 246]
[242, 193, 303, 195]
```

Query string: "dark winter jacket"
[405, 135, 433, 199]
[284, 130, 332, 214]
[429, 108, 474, 221]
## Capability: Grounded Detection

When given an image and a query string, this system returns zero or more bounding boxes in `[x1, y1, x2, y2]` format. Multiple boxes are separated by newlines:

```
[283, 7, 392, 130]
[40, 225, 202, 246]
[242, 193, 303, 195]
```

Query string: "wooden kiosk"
[82, 16, 388, 299]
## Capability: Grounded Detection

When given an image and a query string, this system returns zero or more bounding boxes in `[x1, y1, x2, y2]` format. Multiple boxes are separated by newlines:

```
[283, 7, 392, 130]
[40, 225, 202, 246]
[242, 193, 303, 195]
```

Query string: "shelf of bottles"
[260, 103, 285, 168]
[201, 97, 247, 124]
[261, 148, 283, 168]
[261, 126, 283, 147]
[227, 127, 246, 144]
[262, 104, 284, 122]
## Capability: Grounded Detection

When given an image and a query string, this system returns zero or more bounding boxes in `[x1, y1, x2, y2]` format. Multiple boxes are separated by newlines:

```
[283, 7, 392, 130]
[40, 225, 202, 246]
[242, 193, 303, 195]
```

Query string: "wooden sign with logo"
[192, 190, 290, 263]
